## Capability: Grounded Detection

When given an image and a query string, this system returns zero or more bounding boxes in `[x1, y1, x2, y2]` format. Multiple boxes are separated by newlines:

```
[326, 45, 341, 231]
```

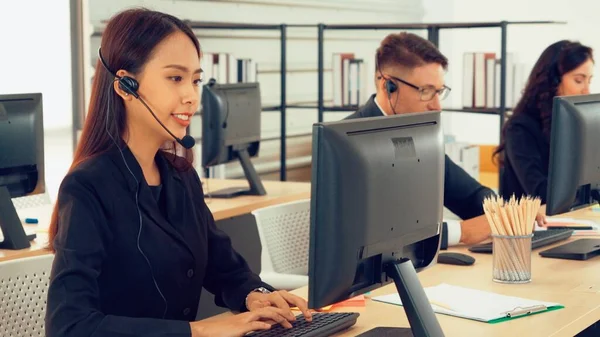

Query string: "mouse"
[437, 252, 476, 266]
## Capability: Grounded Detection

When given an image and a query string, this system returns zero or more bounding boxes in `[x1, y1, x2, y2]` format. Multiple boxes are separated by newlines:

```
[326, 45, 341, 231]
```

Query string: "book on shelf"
[237, 59, 258, 83]
[201, 52, 257, 84]
[332, 53, 367, 108]
[445, 135, 480, 181]
[463, 52, 526, 110]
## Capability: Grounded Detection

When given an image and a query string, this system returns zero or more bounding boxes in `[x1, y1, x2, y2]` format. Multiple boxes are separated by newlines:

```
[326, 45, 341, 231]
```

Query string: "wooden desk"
[336, 206, 600, 336]
[0, 179, 310, 263]
[213, 206, 600, 336]
[203, 179, 310, 220]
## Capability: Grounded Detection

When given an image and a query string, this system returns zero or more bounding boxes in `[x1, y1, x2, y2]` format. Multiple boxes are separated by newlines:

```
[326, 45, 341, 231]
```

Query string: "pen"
[505, 305, 547, 318]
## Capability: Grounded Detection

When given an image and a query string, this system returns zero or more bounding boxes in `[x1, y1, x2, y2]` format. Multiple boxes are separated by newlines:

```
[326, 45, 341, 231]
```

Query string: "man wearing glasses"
[346, 32, 496, 248]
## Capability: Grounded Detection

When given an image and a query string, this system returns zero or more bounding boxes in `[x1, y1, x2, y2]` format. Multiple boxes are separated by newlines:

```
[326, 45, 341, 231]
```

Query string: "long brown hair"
[47, 8, 201, 251]
[494, 40, 593, 163]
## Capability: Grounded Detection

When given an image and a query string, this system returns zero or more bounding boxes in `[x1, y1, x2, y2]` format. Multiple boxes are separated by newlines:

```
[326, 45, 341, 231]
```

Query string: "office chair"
[252, 199, 310, 290]
[0, 254, 54, 336]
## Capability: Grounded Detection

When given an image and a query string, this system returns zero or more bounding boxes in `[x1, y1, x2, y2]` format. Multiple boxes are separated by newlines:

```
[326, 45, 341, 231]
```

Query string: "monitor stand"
[0, 186, 33, 250]
[204, 148, 267, 198]
[358, 258, 445, 337]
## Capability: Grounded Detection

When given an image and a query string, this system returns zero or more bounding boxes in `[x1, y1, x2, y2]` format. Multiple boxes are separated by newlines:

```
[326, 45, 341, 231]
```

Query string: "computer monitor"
[0, 93, 44, 249]
[546, 94, 600, 216]
[309, 111, 445, 336]
[201, 80, 266, 198]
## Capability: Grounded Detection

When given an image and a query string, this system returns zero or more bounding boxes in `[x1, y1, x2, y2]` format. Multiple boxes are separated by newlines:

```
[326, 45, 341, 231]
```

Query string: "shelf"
[262, 105, 282, 111]
[323, 106, 359, 112]
[185, 21, 282, 30]
[443, 108, 512, 115]
[284, 106, 508, 114]
[322, 21, 565, 30]
[285, 104, 358, 112]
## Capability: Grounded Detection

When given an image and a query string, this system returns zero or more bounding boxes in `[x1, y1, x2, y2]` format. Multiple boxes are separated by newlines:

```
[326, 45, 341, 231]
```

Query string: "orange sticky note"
[331, 295, 366, 308]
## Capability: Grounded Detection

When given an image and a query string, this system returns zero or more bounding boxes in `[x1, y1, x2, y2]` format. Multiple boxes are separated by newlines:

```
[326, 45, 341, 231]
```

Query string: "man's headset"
[376, 56, 399, 115]
[98, 48, 195, 149]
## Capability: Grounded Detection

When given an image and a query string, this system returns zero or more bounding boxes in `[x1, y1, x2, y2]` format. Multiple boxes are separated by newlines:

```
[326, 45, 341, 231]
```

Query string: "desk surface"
[215, 206, 600, 337]
[0, 178, 310, 263]
[333, 206, 600, 336]
[203, 178, 310, 220]
[321, 240, 600, 337]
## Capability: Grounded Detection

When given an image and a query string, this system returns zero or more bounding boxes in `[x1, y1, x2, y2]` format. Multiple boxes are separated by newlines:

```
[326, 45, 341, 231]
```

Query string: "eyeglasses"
[384, 75, 451, 102]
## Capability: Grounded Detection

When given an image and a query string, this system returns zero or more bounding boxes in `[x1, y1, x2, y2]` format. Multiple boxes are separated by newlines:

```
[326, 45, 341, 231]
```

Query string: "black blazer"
[346, 95, 495, 220]
[500, 113, 550, 203]
[45, 147, 272, 337]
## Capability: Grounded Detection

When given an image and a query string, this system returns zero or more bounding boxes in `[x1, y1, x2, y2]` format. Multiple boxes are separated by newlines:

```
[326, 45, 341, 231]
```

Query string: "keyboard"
[246, 312, 359, 337]
[468, 229, 574, 253]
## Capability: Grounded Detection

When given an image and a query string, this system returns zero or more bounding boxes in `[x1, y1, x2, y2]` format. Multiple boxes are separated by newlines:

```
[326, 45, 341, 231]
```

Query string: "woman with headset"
[495, 40, 594, 202]
[45, 8, 311, 337]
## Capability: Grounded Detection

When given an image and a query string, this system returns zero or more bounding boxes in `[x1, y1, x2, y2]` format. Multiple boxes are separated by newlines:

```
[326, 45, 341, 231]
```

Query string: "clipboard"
[372, 283, 564, 324]
[488, 304, 564, 324]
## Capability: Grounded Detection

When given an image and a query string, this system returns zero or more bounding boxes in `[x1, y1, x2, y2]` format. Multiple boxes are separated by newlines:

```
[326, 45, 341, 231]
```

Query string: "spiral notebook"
[372, 283, 564, 324]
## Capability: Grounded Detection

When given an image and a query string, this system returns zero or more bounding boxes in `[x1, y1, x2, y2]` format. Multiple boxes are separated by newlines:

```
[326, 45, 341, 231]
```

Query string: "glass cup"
[492, 234, 533, 284]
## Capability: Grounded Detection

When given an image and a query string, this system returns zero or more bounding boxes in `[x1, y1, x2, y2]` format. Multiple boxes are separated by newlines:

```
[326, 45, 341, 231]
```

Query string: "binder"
[373, 283, 564, 324]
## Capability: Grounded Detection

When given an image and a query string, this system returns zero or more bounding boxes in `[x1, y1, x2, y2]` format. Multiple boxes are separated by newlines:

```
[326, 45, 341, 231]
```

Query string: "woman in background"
[495, 40, 594, 202]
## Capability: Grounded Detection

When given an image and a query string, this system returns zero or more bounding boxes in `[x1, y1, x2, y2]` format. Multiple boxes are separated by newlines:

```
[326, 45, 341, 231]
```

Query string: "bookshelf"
[71, 19, 564, 184]
[317, 21, 565, 131]
[185, 22, 289, 181]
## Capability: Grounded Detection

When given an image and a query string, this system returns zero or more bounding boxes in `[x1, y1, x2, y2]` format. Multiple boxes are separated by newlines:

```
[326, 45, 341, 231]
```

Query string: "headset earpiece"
[118, 76, 140, 98]
[386, 79, 398, 94]
[99, 48, 139, 98]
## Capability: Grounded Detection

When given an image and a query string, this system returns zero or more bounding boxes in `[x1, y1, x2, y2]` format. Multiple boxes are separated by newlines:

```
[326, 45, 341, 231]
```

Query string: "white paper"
[372, 283, 561, 322]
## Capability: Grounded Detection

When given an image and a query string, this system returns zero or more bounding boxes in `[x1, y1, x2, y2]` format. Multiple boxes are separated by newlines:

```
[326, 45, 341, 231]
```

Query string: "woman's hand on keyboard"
[246, 290, 312, 323]
[189, 306, 293, 337]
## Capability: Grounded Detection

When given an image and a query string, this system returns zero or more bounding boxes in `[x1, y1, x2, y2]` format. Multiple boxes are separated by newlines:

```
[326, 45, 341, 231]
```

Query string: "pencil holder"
[492, 234, 533, 284]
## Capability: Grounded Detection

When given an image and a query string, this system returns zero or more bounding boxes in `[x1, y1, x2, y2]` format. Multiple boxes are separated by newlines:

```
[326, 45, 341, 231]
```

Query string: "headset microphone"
[98, 48, 196, 149]
[136, 97, 196, 149]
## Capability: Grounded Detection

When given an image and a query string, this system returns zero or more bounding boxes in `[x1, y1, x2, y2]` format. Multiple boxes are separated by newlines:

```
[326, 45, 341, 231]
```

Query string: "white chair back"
[252, 199, 311, 275]
[0, 254, 54, 337]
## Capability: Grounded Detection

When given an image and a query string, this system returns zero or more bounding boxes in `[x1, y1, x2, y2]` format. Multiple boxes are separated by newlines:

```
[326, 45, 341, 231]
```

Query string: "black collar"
[107, 146, 182, 193]
[357, 94, 385, 118]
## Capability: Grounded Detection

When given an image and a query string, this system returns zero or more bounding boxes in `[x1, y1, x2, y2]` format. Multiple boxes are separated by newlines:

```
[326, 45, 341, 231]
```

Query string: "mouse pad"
[356, 327, 414, 336]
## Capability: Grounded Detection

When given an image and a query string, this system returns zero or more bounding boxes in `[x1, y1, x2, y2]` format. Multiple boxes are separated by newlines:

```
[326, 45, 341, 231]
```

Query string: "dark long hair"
[47, 8, 201, 251]
[494, 40, 593, 163]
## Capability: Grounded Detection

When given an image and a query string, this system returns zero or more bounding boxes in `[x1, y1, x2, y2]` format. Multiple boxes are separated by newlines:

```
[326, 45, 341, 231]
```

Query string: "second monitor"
[201, 81, 266, 198]
[546, 94, 600, 215]
[309, 111, 445, 336]
[0, 93, 44, 249]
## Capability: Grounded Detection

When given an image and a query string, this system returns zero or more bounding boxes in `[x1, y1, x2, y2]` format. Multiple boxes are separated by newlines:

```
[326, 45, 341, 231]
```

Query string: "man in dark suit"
[346, 32, 497, 248]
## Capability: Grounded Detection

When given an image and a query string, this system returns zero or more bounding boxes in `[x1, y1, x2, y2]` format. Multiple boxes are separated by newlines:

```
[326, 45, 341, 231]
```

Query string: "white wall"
[424, 0, 600, 145]
[0, 0, 72, 131]
[0, 0, 73, 201]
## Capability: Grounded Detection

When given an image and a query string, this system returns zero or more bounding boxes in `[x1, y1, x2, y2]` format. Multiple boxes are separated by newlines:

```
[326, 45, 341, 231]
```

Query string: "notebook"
[539, 217, 600, 236]
[372, 283, 564, 324]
